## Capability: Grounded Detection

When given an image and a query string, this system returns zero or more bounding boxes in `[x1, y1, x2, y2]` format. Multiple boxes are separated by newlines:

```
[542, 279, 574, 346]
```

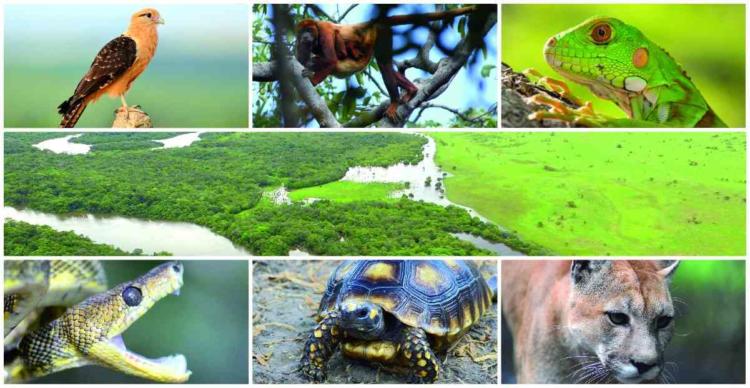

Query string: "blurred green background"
[5, 5, 249, 128]
[502, 4, 746, 127]
[31, 260, 248, 384]
[502, 260, 745, 383]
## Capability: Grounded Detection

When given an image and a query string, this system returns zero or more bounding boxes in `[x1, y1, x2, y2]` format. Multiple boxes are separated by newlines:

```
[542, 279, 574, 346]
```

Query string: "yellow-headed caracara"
[58, 8, 163, 128]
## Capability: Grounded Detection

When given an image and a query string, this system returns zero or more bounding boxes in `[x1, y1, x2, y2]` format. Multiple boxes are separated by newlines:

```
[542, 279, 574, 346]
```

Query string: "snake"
[4, 260, 190, 383]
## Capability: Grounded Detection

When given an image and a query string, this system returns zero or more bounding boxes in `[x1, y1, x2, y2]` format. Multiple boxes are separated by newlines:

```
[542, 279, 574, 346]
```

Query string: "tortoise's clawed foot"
[300, 360, 327, 383]
[402, 327, 440, 384]
[299, 310, 341, 383]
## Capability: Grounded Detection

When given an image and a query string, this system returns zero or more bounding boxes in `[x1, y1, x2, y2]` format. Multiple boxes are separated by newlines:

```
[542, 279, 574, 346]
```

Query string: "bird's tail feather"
[58, 97, 87, 128]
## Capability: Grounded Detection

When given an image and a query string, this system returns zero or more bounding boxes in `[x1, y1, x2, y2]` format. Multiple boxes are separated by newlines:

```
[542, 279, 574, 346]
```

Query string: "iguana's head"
[544, 17, 657, 103]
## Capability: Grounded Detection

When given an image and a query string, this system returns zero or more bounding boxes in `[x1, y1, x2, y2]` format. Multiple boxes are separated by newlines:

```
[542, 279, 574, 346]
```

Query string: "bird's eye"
[357, 309, 369, 318]
[656, 315, 673, 329]
[591, 22, 612, 44]
[606, 311, 629, 325]
[122, 286, 143, 307]
[144, 13, 152, 18]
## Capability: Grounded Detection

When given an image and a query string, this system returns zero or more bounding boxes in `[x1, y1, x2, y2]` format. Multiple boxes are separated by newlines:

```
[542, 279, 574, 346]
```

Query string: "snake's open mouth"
[107, 334, 190, 378]
[83, 262, 191, 383]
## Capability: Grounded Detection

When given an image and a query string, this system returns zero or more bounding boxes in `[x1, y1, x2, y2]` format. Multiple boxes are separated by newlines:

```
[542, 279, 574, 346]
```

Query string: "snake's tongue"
[105, 335, 192, 382]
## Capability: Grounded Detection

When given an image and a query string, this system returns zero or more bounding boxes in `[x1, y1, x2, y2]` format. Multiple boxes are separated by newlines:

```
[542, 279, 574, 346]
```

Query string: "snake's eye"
[122, 286, 143, 307]
[591, 22, 612, 44]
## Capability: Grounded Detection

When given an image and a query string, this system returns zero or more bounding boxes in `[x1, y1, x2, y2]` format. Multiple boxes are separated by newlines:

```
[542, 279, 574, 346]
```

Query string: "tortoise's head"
[61, 261, 190, 382]
[339, 300, 385, 340]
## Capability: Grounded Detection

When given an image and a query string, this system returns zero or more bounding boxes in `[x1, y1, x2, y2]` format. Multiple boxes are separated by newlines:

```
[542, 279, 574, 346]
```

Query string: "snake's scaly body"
[4, 261, 190, 383]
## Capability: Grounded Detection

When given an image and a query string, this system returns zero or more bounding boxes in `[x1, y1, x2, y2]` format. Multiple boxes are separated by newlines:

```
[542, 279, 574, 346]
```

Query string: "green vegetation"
[4, 220, 142, 256]
[667, 261, 745, 383]
[432, 132, 746, 256]
[288, 181, 403, 203]
[502, 4, 745, 127]
[5, 132, 541, 256]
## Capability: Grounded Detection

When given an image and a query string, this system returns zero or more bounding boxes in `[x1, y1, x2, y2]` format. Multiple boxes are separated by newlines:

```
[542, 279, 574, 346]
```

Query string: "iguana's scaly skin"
[5, 261, 190, 383]
[535, 16, 727, 127]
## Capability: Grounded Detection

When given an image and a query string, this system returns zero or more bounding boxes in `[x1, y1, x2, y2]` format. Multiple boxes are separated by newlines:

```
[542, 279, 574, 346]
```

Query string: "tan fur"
[502, 260, 678, 384]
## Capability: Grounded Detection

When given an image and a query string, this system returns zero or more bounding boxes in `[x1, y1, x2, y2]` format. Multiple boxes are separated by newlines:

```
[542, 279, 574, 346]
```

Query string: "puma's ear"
[657, 260, 679, 283]
[571, 260, 611, 285]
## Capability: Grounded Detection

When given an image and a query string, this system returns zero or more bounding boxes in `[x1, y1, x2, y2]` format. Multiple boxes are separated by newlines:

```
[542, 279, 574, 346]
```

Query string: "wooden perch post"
[112, 106, 153, 128]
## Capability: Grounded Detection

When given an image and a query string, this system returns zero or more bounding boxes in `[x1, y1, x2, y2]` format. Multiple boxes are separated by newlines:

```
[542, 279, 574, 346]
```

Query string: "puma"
[502, 260, 679, 384]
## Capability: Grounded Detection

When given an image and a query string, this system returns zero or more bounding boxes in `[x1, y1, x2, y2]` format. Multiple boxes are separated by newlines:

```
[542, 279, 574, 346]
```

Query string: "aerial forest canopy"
[4, 132, 542, 256]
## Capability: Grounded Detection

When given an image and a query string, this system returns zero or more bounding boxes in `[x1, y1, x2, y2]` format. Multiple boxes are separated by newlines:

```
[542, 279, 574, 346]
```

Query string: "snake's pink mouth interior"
[109, 334, 190, 376]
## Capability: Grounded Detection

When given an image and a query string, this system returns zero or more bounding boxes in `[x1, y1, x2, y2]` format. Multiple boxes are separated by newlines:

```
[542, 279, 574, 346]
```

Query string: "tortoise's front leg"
[300, 310, 342, 383]
[400, 326, 441, 384]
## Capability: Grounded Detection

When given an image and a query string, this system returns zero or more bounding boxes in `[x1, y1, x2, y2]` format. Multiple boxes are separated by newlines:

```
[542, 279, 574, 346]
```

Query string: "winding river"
[33, 134, 90, 155]
[340, 135, 523, 256]
[5, 207, 250, 256]
[32, 132, 202, 154]
[13, 133, 521, 256]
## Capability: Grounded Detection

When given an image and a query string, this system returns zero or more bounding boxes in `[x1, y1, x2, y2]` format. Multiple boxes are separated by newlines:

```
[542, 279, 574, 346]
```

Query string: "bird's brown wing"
[71, 35, 138, 99]
[58, 35, 137, 127]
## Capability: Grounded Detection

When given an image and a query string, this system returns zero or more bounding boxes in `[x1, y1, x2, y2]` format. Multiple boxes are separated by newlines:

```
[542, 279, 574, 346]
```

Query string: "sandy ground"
[252, 260, 498, 384]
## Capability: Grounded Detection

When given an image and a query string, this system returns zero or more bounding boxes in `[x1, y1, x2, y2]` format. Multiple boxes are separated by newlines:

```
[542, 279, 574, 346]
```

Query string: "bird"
[58, 8, 164, 128]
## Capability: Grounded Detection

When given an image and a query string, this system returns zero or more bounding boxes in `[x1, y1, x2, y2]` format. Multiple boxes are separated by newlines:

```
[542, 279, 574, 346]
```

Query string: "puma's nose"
[631, 360, 656, 374]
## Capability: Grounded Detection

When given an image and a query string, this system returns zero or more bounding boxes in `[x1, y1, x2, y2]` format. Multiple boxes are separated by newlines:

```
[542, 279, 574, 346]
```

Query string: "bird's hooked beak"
[153, 16, 165, 25]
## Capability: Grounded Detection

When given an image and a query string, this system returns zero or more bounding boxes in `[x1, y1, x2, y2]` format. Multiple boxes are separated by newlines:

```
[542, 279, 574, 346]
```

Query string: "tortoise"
[299, 259, 497, 383]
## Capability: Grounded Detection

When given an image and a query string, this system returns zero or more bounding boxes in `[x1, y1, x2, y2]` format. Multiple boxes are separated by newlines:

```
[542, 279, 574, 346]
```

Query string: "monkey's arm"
[306, 28, 340, 85]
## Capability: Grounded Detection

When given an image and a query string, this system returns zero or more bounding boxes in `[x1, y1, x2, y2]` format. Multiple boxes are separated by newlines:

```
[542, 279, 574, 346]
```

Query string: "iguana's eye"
[656, 315, 673, 329]
[591, 22, 612, 44]
[606, 311, 629, 325]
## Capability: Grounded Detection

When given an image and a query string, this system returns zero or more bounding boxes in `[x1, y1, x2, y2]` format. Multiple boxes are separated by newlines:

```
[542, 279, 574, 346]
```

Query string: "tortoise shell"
[318, 260, 493, 345]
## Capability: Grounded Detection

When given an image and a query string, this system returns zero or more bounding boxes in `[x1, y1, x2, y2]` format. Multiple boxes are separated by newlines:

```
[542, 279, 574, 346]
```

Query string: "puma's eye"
[591, 22, 612, 44]
[606, 312, 629, 325]
[656, 315, 673, 329]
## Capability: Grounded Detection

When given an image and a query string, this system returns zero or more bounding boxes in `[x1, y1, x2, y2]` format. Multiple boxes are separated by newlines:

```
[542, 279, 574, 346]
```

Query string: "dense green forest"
[3, 220, 155, 256]
[4, 133, 542, 255]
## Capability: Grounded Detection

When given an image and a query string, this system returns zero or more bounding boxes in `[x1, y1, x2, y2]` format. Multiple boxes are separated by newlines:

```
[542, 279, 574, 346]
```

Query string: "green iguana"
[526, 16, 727, 127]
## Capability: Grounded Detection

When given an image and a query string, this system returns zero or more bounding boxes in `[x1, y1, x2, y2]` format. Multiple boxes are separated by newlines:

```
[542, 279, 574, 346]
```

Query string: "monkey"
[294, 6, 479, 121]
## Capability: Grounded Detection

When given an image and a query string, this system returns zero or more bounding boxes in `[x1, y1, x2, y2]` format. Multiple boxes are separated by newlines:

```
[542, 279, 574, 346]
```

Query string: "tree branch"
[253, 7, 497, 128]
[374, 10, 498, 127]
[112, 106, 152, 128]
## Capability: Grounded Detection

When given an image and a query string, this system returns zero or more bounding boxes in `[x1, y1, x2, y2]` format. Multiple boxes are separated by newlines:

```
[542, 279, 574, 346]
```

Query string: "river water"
[152, 132, 202, 149]
[33, 134, 90, 155]
[32, 133, 202, 154]
[4, 206, 251, 256]
[340, 135, 523, 255]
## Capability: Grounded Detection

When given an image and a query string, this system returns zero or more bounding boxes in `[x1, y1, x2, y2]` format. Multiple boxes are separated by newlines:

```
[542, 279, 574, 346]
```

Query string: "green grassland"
[288, 181, 403, 203]
[432, 132, 746, 256]
[502, 4, 745, 127]
[5, 63, 248, 128]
